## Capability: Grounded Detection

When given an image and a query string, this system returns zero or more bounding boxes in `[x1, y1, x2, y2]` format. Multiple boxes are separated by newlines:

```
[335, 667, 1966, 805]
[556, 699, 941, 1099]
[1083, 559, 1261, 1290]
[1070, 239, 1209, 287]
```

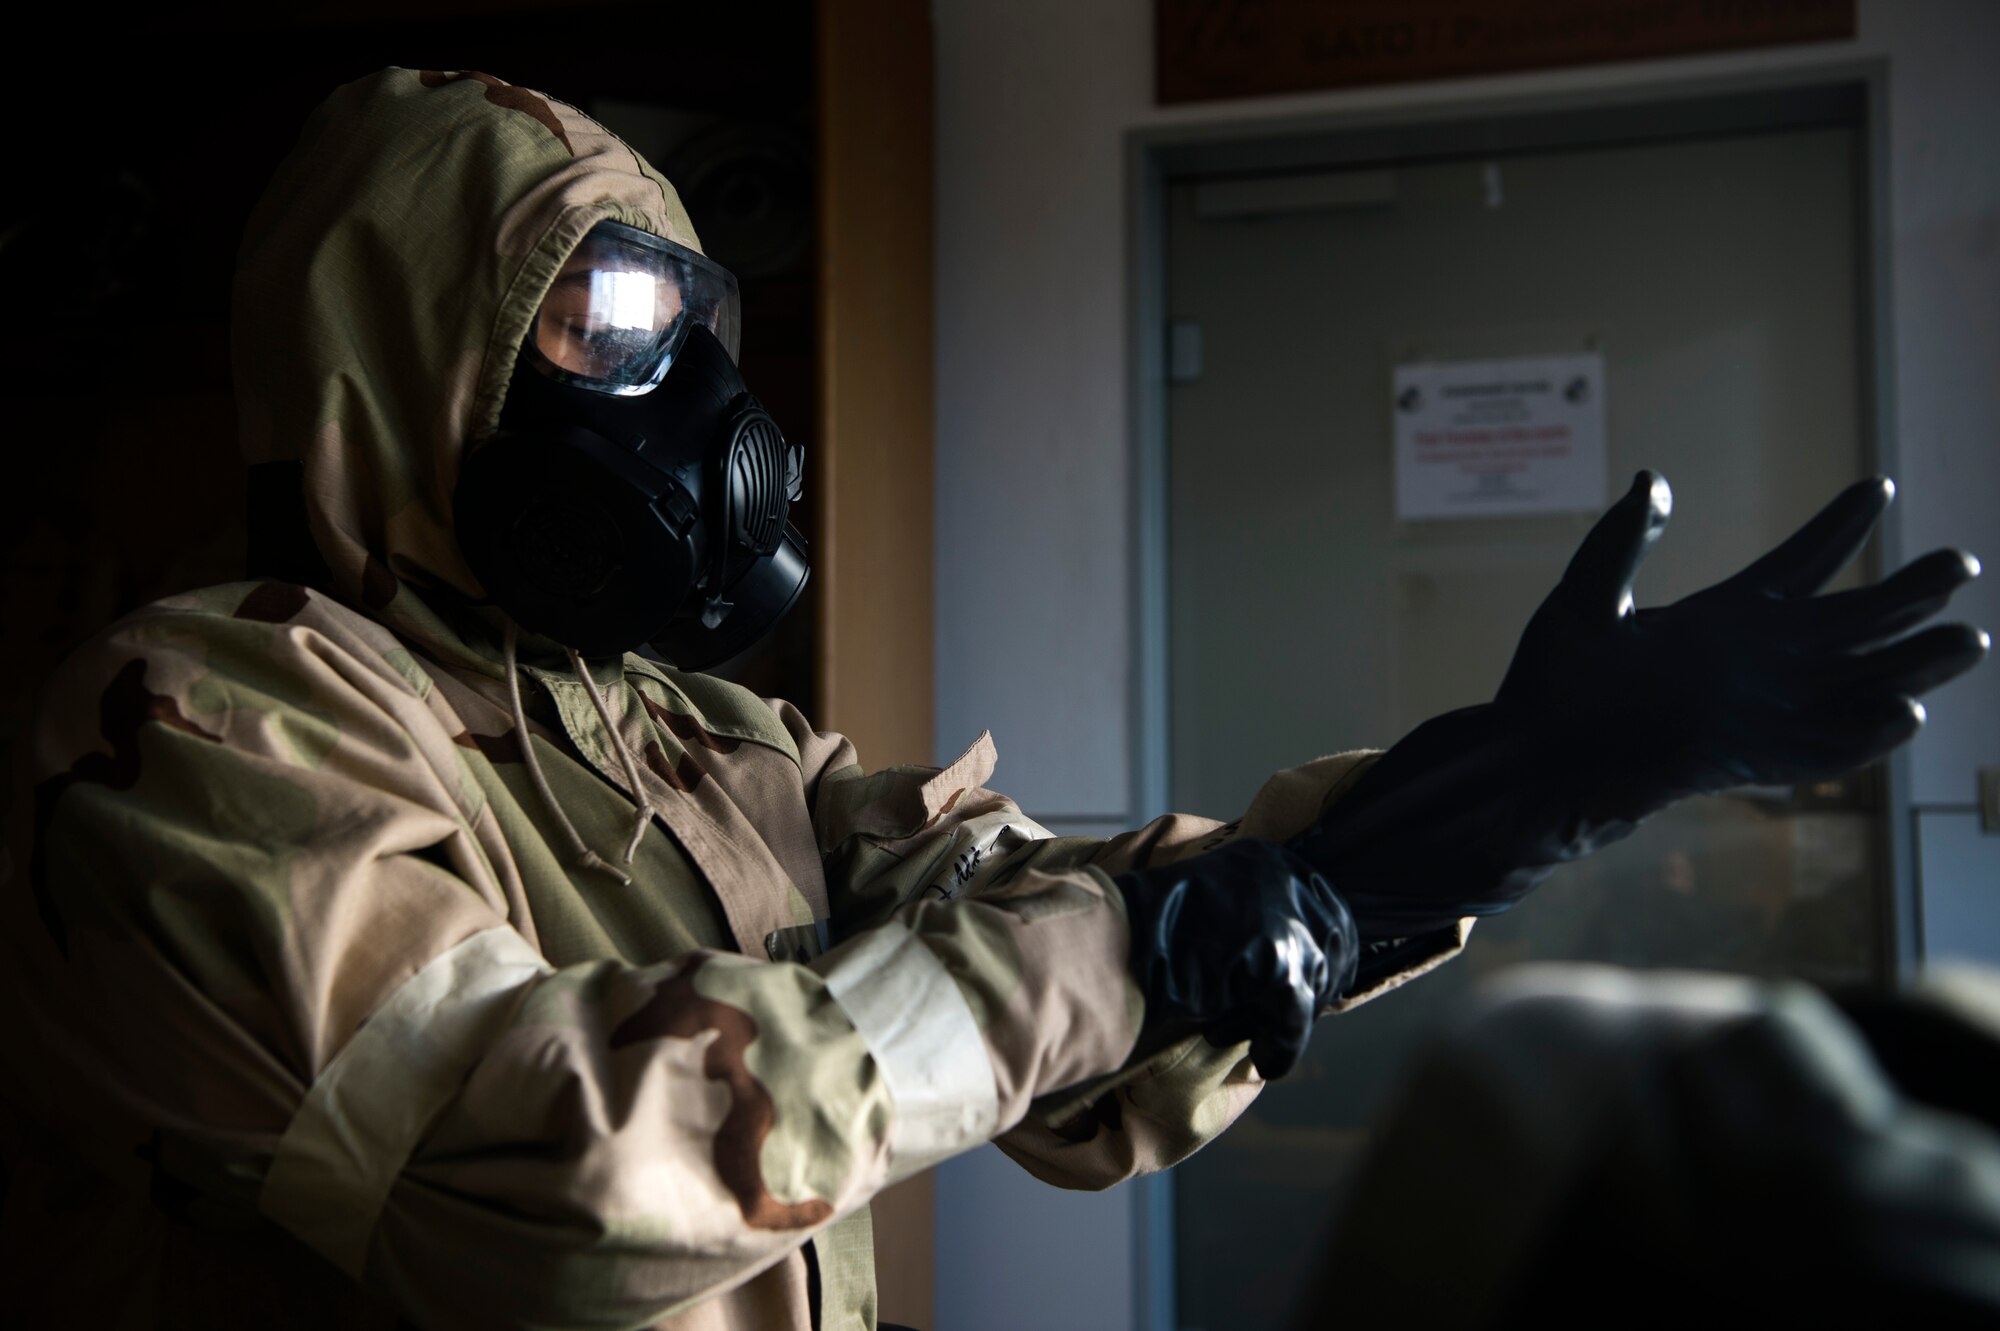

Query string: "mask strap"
[503, 621, 632, 885]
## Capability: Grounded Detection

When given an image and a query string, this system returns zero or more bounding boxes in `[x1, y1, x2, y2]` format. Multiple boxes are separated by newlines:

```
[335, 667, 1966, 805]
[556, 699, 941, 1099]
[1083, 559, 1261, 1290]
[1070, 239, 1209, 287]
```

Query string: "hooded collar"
[231, 68, 708, 679]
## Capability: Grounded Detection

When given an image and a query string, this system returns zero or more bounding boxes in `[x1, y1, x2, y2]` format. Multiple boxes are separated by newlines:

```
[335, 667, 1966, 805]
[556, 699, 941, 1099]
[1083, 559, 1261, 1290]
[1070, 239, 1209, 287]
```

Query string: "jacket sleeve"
[770, 703, 1471, 1194]
[3, 591, 1143, 1330]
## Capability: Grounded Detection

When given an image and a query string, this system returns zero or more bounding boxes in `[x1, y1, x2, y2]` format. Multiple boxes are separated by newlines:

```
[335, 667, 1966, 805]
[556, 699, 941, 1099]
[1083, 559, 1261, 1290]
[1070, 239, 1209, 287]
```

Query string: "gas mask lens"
[527, 220, 741, 394]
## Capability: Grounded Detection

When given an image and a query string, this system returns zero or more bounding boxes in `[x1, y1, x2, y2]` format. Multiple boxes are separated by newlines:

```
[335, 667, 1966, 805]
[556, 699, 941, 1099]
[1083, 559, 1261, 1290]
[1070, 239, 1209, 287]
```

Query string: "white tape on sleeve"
[816, 921, 1000, 1176]
[259, 926, 553, 1278]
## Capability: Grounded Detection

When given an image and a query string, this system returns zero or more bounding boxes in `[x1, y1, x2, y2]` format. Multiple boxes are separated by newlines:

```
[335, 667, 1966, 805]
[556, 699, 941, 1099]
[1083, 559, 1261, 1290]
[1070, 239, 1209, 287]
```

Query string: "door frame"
[1124, 59, 1900, 1331]
[817, 0, 936, 1322]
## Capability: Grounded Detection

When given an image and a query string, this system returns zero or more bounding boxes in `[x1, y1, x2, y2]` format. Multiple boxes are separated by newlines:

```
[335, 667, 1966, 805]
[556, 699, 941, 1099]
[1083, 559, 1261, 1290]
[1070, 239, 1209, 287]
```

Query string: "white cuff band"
[260, 926, 553, 1277]
[817, 921, 1000, 1177]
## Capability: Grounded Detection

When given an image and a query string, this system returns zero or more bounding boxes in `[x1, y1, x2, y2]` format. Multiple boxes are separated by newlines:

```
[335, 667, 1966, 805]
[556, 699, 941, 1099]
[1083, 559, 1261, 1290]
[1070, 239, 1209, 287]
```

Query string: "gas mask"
[456, 220, 808, 668]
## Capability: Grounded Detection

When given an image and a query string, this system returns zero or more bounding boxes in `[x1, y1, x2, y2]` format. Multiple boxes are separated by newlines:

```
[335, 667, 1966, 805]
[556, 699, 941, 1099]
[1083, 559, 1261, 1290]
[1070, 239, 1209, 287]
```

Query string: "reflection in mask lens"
[525, 221, 741, 394]
[537, 268, 686, 379]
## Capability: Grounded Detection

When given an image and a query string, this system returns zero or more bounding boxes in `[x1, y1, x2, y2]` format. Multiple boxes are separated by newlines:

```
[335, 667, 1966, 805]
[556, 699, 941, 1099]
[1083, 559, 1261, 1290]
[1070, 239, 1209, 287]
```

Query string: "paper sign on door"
[1392, 353, 1607, 519]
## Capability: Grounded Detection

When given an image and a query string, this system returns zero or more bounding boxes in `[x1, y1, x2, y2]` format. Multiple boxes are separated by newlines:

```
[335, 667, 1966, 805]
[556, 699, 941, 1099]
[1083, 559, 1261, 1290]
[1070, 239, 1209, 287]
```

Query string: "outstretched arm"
[1289, 472, 1989, 938]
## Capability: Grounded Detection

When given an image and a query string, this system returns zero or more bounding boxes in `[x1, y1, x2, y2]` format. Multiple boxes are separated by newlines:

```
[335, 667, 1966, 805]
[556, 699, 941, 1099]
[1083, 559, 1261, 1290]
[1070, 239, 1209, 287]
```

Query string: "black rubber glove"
[1114, 838, 1360, 1080]
[1290, 472, 1989, 939]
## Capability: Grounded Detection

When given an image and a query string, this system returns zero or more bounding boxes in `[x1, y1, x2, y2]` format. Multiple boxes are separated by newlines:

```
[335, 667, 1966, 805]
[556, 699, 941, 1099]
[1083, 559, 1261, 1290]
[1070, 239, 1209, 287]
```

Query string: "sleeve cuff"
[260, 926, 553, 1278]
[1329, 918, 1475, 1014]
[815, 920, 1001, 1179]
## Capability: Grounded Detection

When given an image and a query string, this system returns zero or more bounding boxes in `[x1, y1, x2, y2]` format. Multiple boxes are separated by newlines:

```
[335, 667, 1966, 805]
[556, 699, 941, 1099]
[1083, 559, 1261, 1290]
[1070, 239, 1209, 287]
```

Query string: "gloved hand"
[1289, 472, 1988, 939]
[1502, 471, 1986, 794]
[1114, 838, 1359, 1079]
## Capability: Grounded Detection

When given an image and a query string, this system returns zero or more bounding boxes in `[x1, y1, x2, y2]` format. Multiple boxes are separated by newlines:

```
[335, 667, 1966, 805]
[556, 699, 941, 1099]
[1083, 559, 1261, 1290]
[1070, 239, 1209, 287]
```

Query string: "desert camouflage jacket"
[0, 70, 1463, 1330]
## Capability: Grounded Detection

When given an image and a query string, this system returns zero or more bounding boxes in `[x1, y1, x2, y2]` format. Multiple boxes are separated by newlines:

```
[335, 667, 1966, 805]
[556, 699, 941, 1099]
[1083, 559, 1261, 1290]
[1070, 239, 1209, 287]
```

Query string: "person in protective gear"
[0, 66, 1983, 1331]
[0, 69, 1444, 1331]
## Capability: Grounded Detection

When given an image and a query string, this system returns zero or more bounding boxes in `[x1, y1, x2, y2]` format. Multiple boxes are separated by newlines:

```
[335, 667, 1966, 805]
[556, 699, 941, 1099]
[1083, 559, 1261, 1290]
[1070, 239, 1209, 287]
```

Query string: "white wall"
[932, 3, 2000, 1327]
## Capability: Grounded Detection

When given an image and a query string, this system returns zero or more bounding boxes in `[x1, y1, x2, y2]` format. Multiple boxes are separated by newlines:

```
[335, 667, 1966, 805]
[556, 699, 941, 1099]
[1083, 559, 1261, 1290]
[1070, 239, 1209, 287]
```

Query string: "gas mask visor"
[523, 219, 741, 395]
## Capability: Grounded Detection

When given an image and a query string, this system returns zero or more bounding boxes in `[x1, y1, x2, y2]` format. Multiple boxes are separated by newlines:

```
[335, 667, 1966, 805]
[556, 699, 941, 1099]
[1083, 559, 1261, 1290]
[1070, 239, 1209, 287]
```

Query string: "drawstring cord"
[503, 620, 635, 885]
[564, 644, 656, 867]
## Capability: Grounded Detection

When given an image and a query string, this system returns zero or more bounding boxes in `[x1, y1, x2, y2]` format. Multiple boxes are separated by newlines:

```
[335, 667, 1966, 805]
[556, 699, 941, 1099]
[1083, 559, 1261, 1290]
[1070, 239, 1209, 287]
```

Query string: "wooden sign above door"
[1156, 0, 1857, 104]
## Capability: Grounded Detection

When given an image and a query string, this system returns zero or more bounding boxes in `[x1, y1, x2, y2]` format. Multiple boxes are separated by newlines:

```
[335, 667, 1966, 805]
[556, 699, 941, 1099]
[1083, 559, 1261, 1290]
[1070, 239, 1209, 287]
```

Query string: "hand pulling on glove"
[1113, 839, 1359, 1080]
[1116, 474, 1984, 1078]
[1289, 472, 1988, 939]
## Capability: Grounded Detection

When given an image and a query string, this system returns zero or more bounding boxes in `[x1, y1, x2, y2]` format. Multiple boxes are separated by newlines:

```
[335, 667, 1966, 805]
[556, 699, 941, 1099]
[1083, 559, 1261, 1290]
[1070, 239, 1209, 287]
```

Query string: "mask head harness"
[456, 220, 807, 668]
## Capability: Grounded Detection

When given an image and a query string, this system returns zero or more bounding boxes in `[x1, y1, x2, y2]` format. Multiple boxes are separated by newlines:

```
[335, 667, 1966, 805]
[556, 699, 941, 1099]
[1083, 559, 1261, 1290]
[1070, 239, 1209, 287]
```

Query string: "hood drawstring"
[503, 620, 646, 886]
[563, 643, 656, 867]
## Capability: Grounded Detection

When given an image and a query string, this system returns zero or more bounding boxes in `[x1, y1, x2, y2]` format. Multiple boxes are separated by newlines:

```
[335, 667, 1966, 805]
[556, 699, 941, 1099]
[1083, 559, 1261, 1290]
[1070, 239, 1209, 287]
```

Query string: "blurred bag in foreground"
[1301, 964, 2000, 1330]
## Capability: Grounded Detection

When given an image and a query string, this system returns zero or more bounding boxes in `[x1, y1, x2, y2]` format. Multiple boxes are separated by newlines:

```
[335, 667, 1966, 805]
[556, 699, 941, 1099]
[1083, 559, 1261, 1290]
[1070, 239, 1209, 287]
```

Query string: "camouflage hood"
[232, 68, 705, 676]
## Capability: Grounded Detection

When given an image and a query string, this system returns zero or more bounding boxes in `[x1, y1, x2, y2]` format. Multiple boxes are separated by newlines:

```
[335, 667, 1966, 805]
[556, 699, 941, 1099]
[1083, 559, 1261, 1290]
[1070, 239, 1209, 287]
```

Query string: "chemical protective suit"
[0, 70, 1461, 1330]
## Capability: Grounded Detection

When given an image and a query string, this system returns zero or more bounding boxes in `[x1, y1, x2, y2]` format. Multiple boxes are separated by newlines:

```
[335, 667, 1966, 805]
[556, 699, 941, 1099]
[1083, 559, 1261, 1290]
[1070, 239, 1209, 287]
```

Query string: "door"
[1164, 122, 1873, 1330]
